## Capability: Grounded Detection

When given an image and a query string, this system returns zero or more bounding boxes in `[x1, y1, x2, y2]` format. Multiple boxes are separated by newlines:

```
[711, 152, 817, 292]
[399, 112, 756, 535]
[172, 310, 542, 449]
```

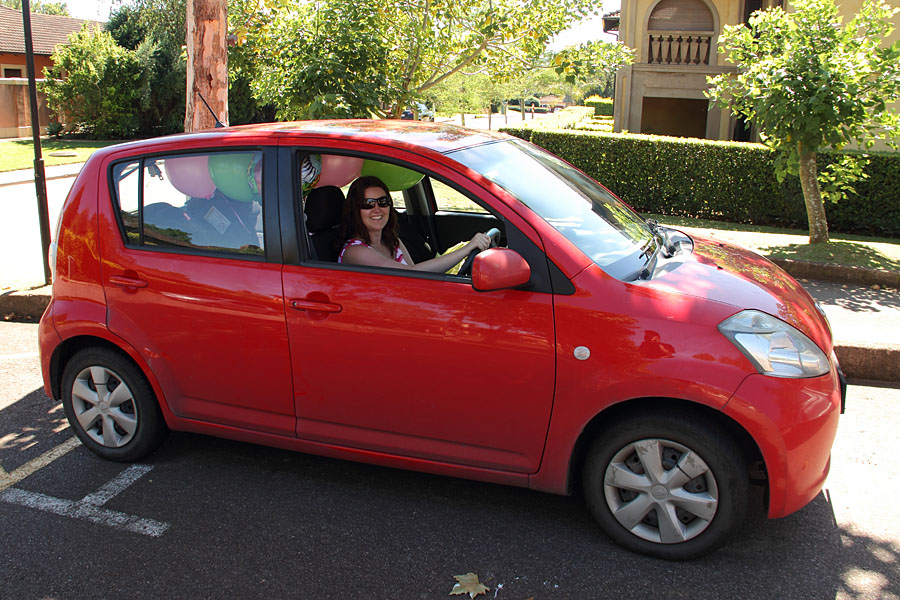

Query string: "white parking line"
[0, 352, 39, 361]
[0, 435, 80, 492]
[1, 466, 169, 537]
[0, 437, 170, 537]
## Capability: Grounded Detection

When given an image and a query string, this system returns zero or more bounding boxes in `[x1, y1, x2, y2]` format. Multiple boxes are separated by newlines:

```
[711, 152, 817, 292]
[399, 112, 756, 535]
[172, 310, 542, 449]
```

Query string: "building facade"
[612, 0, 900, 141]
[0, 6, 100, 138]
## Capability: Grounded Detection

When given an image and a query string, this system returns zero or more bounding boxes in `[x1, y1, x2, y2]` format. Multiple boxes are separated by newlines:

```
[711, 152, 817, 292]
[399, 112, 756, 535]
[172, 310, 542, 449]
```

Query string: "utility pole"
[185, 0, 228, 131]
[22, 0, 51, 285]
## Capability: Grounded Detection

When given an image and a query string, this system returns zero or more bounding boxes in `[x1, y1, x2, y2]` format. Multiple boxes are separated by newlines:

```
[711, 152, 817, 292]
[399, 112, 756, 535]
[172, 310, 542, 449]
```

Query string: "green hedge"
[498, 128, 900, 238]
[584, 97, 614, 117]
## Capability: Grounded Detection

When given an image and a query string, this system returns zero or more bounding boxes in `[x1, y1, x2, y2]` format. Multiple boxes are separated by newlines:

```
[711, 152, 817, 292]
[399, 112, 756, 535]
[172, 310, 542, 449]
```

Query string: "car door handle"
[110, 274, 148, 288]
[289, 298, 342, 313]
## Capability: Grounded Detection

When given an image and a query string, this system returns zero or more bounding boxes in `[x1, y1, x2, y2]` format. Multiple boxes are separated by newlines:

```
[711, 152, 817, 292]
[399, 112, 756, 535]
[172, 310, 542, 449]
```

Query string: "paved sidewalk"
[0, 161, 84, 187]
[2, 162, 898, 383]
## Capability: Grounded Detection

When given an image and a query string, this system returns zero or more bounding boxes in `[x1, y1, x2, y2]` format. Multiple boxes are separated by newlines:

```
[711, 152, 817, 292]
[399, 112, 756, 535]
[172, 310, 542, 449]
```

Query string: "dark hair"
[338, 175, 400, 250]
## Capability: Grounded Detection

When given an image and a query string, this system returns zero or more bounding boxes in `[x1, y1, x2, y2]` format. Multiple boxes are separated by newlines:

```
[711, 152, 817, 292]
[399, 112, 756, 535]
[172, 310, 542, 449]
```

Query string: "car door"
[98, 146, 295, 436]
[282, 150, 557, 473]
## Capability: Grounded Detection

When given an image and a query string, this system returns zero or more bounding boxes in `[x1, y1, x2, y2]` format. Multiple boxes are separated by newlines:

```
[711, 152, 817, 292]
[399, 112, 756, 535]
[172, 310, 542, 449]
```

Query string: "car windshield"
[448, 139, 656, 280]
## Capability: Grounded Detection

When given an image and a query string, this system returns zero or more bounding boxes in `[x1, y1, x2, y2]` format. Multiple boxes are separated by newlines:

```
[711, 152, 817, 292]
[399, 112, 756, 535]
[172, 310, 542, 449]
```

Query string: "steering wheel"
[457, 227, 501, 277]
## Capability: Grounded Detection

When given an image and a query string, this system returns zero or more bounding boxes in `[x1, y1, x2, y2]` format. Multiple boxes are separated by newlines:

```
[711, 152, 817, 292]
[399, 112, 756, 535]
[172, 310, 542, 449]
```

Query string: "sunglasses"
[361, 196, 392, 209]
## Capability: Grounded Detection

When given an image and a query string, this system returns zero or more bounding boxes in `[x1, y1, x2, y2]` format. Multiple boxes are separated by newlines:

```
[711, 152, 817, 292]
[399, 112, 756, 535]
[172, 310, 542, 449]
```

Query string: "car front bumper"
[722, 363, 843, 519]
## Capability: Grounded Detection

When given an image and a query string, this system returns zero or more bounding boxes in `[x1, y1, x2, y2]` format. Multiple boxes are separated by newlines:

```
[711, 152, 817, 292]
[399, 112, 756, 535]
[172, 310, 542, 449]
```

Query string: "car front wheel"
[583, 412, 750, 560]
[61, 347, 168, 462]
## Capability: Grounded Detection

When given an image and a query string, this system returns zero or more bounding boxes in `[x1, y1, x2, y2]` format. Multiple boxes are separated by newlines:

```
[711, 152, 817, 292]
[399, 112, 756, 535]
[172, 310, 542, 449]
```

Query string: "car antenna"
[197, 92, 226, 128]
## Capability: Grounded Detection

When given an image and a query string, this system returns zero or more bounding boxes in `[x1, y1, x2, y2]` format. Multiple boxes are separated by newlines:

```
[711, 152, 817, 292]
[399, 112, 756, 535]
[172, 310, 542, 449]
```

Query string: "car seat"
[304, 186, 345, 262]
[395, 211, 434, 264]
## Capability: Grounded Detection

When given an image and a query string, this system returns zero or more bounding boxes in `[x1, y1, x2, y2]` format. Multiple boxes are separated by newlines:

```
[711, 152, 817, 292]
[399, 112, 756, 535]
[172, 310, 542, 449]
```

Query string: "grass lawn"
[0, 138, 119, 172]
[649, 213, 900, 273]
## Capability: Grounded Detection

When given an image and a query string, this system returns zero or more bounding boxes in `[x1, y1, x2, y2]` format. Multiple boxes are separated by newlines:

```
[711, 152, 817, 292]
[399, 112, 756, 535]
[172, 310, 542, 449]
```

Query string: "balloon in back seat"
[208, 153, 261, 202]
[165, 154, 215, 199]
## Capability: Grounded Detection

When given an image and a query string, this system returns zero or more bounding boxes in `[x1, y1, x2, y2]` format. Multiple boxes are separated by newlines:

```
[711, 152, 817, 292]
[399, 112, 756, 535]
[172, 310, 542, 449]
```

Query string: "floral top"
[338, 239, 408, 265]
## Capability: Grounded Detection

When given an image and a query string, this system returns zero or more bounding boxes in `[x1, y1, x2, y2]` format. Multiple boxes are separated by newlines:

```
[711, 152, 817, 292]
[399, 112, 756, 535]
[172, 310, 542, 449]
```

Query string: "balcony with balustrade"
[646, 31, 713, 66]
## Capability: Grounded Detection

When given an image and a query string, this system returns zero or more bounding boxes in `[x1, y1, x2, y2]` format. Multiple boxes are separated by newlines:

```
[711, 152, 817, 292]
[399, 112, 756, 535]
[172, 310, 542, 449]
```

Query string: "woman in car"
[337, 175, 490, 272]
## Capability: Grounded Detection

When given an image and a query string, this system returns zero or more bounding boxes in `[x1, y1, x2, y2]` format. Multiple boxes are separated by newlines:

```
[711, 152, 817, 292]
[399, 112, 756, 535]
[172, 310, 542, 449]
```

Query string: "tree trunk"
[185, 0, 228, 132]
[798, 145, 829, 244]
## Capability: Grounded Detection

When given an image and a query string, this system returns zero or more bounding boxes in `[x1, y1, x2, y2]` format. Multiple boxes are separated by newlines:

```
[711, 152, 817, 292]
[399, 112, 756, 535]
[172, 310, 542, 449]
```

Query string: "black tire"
[61, 347, 168, 462]
[582, 412, 750, 560]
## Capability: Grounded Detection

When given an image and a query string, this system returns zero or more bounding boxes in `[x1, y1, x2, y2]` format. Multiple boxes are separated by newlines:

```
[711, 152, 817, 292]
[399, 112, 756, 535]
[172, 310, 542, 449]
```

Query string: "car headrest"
[304, 186, 345, 233]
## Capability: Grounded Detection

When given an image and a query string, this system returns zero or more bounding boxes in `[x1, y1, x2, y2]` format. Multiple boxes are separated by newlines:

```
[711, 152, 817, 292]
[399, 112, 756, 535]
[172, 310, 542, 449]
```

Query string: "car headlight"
[718, 310, 830, 378]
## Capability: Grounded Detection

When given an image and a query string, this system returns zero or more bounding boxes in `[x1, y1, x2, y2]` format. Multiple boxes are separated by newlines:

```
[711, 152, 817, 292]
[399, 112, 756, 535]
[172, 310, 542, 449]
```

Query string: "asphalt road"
[2, 321, 899, 599]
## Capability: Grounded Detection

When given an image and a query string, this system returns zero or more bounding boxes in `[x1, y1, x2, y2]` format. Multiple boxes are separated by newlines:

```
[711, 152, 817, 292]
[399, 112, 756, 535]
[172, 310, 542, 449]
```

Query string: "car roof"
[137, 120, 511, 155]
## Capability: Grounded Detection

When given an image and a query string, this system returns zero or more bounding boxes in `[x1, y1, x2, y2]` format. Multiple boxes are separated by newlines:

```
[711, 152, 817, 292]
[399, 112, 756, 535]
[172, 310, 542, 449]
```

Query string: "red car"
[39, 120, 844, 560]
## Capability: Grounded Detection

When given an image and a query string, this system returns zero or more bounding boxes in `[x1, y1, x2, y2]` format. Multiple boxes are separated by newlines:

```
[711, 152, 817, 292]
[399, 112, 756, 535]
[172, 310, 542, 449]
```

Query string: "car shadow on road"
[0, 387, 70, 474]
[4, 388, 896, 599]
[140, 432, 895, 599]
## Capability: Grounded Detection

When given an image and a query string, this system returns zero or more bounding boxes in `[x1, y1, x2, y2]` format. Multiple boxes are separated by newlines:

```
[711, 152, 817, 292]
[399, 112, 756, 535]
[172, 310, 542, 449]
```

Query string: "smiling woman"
[336, 174, 491, 272]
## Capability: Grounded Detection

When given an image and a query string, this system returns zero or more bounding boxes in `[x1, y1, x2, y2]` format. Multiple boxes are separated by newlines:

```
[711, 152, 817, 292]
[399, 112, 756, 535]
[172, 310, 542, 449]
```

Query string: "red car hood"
[643, 233, 833, 351]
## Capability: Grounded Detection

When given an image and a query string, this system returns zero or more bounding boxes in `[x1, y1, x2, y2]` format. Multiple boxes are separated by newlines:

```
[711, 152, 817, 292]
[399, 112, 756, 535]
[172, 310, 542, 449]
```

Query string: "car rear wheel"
[583, 412, 750, 560]
[62, 347, 168, 462]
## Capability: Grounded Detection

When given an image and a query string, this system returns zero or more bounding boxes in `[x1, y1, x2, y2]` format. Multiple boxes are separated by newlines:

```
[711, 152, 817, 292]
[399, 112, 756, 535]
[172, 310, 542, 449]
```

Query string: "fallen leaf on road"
[450, 572, 489, 598]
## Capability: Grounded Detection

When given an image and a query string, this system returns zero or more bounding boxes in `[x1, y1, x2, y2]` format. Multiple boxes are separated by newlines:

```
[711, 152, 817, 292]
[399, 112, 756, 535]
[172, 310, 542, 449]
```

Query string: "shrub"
[498, 127, 900, 238]
[41, 26, 145, 139]
[584, 96, 614, 117]
[46, 121, 64, 137]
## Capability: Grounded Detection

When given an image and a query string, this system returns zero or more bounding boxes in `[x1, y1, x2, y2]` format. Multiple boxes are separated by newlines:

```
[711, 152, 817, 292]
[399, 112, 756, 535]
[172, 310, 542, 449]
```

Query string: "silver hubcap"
[604, 438, 718, 544]
[71, 366, 138, 448]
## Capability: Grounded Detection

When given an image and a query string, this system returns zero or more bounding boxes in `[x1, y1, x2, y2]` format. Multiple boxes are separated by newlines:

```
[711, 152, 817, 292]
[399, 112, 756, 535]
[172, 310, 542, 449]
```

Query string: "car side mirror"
[472, 248, 531, 291]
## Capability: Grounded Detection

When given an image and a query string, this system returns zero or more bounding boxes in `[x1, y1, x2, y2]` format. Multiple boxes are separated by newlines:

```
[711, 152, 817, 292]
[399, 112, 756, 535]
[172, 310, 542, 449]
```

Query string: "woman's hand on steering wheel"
[457, 228, 501, 277]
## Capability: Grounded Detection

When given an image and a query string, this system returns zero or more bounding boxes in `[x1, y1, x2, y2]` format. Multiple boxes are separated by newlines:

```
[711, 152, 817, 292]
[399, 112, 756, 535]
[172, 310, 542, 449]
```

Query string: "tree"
[103, 0, 272, 133]
[185, 0, 228, 131]
[1, 0, 69, 15]
[427, 72, 494, 124]
[241, 0, 604, 119]
[41, 26, 150, 138]
[707, 0, 900, 244]
[247, 1, 394, 119]
[105, 2, 187, 136]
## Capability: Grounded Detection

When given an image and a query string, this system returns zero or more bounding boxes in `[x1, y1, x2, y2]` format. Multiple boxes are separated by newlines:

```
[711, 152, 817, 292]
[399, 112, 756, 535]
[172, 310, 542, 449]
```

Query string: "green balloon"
[360, 160, 424, 191]
[208, 153, 259, 203]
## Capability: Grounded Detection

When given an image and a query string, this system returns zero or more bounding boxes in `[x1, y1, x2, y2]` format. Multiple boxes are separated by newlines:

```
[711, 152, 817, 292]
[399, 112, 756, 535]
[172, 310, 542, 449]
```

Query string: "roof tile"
[0, 6, 101, 56]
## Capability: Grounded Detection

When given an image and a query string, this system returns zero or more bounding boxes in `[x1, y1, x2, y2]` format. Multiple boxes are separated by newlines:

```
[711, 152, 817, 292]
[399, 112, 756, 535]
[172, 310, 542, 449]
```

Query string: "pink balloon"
[165, 155, 216, 199]
[253, 160, 262, 195]
[316, 155, 363, 188]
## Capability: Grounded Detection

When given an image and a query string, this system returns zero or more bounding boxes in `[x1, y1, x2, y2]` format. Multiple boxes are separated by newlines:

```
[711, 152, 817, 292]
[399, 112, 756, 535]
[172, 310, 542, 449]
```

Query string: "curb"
[1, 286, 49, 321]
[771, 258, 900, 289]
[0, 163, 84, 188]
[835, 343, 900, 383]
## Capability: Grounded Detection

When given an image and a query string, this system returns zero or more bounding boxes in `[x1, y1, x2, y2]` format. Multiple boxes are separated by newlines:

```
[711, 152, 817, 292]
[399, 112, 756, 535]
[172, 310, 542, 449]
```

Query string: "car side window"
[432, 179, 488, 214]
[112, 151, 265, 257]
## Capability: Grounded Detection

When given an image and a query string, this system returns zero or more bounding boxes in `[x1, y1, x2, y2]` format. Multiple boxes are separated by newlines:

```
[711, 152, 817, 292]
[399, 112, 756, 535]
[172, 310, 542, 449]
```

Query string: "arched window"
[648, 0, 714, 31]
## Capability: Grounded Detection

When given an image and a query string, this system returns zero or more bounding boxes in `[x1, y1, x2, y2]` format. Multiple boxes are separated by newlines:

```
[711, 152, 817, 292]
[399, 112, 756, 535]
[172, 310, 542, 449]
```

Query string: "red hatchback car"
[39, 120, 844, 560]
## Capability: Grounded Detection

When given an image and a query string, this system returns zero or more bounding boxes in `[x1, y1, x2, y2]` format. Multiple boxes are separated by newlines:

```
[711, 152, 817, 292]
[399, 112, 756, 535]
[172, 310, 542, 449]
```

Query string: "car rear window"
[111, 151, 265, 257]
